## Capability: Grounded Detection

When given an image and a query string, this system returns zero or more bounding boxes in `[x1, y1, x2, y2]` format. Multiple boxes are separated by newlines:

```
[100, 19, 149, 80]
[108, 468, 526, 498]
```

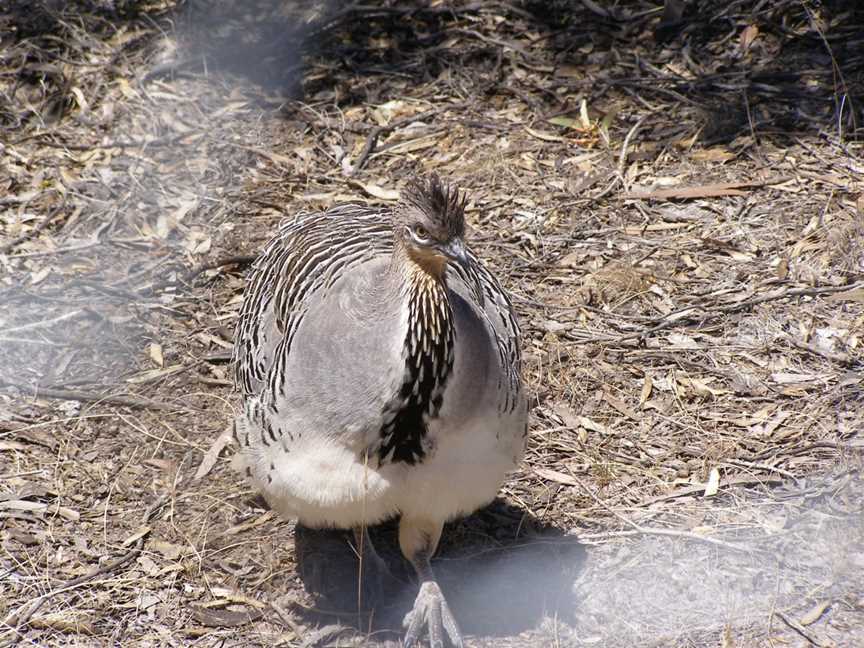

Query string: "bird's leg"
[399, 518, 463, 648]
[351, 526, 392, 607]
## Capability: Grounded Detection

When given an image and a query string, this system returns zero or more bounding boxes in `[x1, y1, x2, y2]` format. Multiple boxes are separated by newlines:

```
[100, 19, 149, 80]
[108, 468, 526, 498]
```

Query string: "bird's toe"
[402, 581, 462, 648]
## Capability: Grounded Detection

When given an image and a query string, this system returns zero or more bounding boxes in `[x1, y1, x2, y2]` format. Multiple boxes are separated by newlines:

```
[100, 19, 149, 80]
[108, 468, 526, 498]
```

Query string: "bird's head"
[396, 174, 468, 277]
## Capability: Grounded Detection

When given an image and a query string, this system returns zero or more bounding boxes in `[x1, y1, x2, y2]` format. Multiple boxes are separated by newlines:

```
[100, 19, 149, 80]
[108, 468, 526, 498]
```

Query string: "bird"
[231, 174, 527, 647]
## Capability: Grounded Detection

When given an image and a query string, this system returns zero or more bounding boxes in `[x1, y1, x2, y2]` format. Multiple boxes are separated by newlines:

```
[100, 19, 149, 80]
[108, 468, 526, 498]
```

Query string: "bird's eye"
[413, 225, 430, 240]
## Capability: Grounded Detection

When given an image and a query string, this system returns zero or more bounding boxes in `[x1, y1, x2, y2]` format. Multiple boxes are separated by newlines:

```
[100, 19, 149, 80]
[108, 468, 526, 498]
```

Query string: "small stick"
[185, 254, 258, 282]
[576, 281, 864, 346]
[0, 381, 177, 411]
[353, 104, 462, 172]
[2, 310, 85, 335]
[568, 469, 752, 554]
[775, 611, 824, 646]
[136, 254, 257, 296]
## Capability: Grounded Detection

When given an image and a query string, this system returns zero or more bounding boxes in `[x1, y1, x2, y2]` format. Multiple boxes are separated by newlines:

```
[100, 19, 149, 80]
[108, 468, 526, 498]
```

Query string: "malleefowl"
[231, 175, 527, 647]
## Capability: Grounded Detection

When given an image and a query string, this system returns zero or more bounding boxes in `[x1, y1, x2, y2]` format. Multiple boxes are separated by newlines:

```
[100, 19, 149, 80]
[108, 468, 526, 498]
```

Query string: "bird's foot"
[402, 580, 463, 648]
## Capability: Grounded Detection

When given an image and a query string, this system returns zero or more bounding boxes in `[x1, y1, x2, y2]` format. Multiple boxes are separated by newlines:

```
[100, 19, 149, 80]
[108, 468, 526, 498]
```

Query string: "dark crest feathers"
[402, 174, 466, 238]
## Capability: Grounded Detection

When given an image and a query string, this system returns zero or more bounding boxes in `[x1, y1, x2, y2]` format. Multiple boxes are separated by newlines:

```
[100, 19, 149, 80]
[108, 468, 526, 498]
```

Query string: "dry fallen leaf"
[703, 467, 721, 496]
[751, 409, 790, 437]
[667, 333, 701, 349]
[148, 538, 189, 560]
[640, 375, 653, 405]
[776, 257, 789, 280]
[739, 24, 759, 51]
[207, 589, 268, 609]
[29, 613, 95, 635]
[770, 372, 826, 385]
[194, 424, 235, 480]
[30, 266, 52, 285]
[690, 147, 736, 163]
[525, 126, 567, 143]
[558, 250, 587, 268]
[679, 375, 729, 398]
[535, 467, 579, 487]
[148, 342, 164, 367]
[125, 364, 184, 384]
[603, 393, 639, 421]
[185, 231, 212, 255]
[799, 599, 831, 626]
[0, 500, 79, 521]
[122, 525, 152, 547]
[578, 416, 609, 435]
[215, 511, 275, 538]
[350, 181, 400, 201]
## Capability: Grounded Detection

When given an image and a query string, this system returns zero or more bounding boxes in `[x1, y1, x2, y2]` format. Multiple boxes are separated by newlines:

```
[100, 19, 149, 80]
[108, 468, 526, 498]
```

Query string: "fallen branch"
[638, 475, 786, 506]
[1, 310, 86, 336]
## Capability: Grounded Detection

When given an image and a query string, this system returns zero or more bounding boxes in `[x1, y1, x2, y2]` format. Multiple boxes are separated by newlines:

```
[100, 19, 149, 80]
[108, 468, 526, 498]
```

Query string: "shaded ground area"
[2, 1, 863, 646]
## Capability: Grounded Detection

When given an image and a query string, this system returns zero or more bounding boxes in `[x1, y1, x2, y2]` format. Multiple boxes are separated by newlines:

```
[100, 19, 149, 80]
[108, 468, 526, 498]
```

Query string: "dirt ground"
[2, 1, 864, 646]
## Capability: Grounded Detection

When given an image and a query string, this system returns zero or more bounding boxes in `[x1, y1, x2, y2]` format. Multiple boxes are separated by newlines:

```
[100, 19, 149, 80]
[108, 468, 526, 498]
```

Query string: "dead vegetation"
[1, 0, 863, 646]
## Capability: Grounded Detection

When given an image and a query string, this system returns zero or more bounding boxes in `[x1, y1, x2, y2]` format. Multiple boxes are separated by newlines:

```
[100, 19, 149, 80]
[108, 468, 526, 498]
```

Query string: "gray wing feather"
[233, 205, 393, 398]
[446, 252, 523, 412]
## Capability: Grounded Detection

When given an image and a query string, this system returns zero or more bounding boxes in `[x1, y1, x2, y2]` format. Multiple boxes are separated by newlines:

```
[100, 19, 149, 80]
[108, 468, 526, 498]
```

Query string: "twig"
[0, 381, 177, 411]
[450, 28, 538, 61]
[775, 611, 824, 646]
[637, 475, 786, 506]
[137, 254, 257, 296]
[721, 282, 864, 314]
[575, 282, 864, 345]
[576, 527, 750, 552]
[352, 104, 462, 172]
[1, 310, 85, 335]
[617, 113, 652, 182]
[723, 459, 799, 483]
[185, 254, 258, 282]
[568, 469, 752, 553]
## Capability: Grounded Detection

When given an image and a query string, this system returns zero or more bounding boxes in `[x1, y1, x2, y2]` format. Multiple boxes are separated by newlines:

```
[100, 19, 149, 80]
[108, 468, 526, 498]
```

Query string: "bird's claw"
[402, 581, 463, 648]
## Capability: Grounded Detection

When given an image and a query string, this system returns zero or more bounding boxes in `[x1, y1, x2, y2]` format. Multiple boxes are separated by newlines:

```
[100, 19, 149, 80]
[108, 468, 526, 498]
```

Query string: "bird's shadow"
[293, 498, 585, 641]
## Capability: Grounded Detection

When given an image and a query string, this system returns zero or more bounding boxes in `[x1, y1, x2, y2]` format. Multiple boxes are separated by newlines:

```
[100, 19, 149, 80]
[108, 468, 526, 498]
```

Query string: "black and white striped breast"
[375, 276, 455, 466]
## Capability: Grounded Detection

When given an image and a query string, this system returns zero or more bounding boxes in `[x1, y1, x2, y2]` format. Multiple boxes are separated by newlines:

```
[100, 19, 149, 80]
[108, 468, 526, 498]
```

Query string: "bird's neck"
[403, 266, 454, 365]
[376, 242, 456, 465]
[389, 242, 455, 367]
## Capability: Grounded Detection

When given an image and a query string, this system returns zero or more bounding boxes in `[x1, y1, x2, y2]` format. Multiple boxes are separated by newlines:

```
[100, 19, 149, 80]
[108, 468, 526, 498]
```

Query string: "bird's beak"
[439, 238, 484, 305]
[439, 239, 469, 270]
